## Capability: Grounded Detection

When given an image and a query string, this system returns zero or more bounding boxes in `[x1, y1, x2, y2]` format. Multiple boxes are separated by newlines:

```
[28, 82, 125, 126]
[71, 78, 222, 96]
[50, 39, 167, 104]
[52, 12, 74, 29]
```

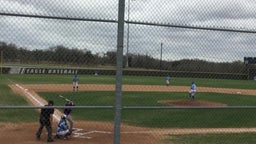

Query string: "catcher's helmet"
[61, 114, 67, 119]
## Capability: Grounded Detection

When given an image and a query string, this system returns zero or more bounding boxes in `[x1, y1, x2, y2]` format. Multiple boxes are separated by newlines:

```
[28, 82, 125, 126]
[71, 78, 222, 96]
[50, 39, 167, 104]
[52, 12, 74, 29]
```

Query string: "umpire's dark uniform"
[36, 100, 55, 142]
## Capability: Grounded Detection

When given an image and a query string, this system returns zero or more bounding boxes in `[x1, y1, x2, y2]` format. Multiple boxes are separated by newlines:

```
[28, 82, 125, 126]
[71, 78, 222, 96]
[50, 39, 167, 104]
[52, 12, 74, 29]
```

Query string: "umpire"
[36, 100, 55, 142]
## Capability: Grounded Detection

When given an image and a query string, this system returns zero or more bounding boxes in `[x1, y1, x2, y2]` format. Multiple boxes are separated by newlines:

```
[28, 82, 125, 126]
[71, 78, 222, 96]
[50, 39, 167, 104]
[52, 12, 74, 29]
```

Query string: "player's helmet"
[48, 100, 54, 105]
[61, 114, 67, 119]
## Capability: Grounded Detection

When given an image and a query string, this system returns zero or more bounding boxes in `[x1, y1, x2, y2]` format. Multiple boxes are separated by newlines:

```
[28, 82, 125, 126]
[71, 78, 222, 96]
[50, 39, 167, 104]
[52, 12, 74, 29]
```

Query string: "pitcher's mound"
[158, 100, 226, 106]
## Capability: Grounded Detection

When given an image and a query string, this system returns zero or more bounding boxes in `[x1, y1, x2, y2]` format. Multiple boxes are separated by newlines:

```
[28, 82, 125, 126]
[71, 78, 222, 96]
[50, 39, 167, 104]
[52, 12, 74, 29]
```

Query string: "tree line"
[0, 42, 249, 74]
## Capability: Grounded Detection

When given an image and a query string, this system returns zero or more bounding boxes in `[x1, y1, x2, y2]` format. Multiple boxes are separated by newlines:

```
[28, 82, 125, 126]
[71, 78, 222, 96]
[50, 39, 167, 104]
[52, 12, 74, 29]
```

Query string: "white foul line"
[14, 84, 145, 139]
[14, 84, 93, 139]
[15, 84, 60, 121]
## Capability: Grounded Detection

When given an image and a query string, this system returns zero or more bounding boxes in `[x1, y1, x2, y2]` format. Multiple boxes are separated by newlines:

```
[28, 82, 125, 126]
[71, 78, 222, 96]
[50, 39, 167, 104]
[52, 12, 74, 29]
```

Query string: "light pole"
[126, 0, 131, 68]
[0, 44, 3, 79]
[160, 42, 163, 70]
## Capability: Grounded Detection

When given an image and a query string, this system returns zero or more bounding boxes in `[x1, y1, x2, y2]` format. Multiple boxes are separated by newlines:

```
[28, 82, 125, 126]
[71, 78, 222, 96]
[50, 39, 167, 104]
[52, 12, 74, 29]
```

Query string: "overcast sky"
[1, 0, 256, 62]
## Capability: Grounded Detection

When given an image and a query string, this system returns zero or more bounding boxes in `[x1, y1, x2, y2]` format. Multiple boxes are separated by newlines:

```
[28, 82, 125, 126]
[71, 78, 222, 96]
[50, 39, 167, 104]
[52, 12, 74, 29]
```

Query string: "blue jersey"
[57, 119, 68, 132]
[166, 76, 171, 81]
[73, 76, 79, 82]
[191, 83, 197, 90]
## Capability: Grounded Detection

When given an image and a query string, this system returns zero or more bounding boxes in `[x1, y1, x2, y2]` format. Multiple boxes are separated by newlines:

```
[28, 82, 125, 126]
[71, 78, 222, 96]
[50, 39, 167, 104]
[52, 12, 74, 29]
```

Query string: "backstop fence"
[1, 0, 256, 144]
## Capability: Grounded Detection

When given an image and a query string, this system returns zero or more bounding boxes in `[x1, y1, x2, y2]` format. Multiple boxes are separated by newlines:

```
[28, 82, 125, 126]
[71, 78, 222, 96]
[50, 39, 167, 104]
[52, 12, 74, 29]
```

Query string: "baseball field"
[1, 74, 256, 144]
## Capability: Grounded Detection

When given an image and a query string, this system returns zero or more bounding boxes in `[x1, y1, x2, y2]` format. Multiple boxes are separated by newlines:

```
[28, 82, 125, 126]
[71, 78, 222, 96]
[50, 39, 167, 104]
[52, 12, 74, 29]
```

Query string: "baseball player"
[189, 81, 197, 100]
[166, 75, 171, 86]
[55, 114, 70, 140]
[72, 74, 79, 91]
[64, 99, 75, 133]
[36, 100, 55, 142]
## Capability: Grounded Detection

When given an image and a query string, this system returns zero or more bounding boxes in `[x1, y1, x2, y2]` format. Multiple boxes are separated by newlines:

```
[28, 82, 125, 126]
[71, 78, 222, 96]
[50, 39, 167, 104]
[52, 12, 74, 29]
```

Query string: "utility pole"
[125, 0, 131, 68]
[0, 50, 2, 78]
[160, 42, 163, 70]
[0, 43, 3, 79]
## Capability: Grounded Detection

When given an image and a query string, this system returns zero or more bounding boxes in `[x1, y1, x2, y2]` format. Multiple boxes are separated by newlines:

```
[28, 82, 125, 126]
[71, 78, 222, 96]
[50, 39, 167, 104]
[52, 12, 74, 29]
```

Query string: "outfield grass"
[166, 133, 256, 144]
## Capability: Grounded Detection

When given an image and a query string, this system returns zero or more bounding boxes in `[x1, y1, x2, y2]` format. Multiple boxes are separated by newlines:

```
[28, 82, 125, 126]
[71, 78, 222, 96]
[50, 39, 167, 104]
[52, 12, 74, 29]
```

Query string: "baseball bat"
[58, 95, 70, 101]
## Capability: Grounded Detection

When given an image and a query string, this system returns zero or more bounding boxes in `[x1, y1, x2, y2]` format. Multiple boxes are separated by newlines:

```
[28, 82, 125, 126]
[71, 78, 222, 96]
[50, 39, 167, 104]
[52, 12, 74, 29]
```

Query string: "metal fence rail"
[1, 106, 256, 109]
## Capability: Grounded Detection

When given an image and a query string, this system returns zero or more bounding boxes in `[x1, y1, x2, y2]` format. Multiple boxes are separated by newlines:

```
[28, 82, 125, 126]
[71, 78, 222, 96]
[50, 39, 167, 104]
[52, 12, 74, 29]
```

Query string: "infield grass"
[39, 91, 256, 128]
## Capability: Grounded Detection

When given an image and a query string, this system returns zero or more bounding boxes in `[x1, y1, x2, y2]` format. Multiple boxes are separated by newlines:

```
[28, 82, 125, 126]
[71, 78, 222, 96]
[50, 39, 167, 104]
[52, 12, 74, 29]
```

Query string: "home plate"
[72, 128, 92, 139]
[73, 133, 92, 139]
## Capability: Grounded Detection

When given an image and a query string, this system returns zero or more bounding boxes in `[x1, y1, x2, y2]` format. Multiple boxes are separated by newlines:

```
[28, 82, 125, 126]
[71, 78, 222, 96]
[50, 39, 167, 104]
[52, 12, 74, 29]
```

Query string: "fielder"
[189, 81, 197, 100]
[72, 74, 79, 91]
[166, 75, 171, 86]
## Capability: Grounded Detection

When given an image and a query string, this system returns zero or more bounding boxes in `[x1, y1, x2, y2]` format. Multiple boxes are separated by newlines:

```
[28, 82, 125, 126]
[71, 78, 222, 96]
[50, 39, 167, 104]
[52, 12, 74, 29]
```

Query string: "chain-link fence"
[1, 0, 256, 144]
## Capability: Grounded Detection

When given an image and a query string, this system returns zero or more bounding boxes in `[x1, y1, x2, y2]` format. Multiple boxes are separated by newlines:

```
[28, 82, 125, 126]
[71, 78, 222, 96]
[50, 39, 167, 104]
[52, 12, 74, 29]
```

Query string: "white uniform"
[189, 82, 197, 100]
[72, 75, 79, 91]
[166, 76, 171, 86]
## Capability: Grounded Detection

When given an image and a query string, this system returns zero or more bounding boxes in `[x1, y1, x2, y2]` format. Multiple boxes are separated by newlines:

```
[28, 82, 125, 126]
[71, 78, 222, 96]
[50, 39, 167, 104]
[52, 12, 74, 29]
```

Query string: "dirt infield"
[16, 84, 256, 96]
[158, 100, 226, 106]
[3, 84, 256, 144]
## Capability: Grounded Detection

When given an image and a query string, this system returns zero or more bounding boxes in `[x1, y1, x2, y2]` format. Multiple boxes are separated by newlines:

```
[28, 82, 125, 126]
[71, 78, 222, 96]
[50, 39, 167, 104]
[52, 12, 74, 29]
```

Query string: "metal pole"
[0, 50, 2, 78]
[126, 0, 131, 68]
[114, 0, 125, 144]
[160, 42, 163, 70]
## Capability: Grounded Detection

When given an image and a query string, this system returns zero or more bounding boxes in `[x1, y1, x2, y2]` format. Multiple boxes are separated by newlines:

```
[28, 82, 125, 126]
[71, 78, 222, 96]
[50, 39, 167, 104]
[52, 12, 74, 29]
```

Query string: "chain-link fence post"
[114, 0, 126, 144]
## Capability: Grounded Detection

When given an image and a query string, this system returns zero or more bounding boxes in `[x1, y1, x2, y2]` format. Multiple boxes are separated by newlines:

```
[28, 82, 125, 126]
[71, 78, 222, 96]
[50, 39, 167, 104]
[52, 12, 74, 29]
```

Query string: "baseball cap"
[48, 100, 54, 105]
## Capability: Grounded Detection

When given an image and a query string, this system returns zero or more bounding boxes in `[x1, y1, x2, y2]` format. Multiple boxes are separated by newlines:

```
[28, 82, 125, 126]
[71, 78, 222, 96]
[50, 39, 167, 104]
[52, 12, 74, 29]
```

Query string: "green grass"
[166, 133, 256, 144]
[2, 73, 256, 127]
[38, 91, 256, 128]
[0, 83, 38, 122]
[3, 74, 256, 89]
[1, 73, 256, 142]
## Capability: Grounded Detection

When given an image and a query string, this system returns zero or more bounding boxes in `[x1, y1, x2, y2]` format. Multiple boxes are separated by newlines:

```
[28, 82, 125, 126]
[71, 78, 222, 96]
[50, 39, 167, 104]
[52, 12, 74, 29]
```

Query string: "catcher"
[55, 114, 71, 140]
